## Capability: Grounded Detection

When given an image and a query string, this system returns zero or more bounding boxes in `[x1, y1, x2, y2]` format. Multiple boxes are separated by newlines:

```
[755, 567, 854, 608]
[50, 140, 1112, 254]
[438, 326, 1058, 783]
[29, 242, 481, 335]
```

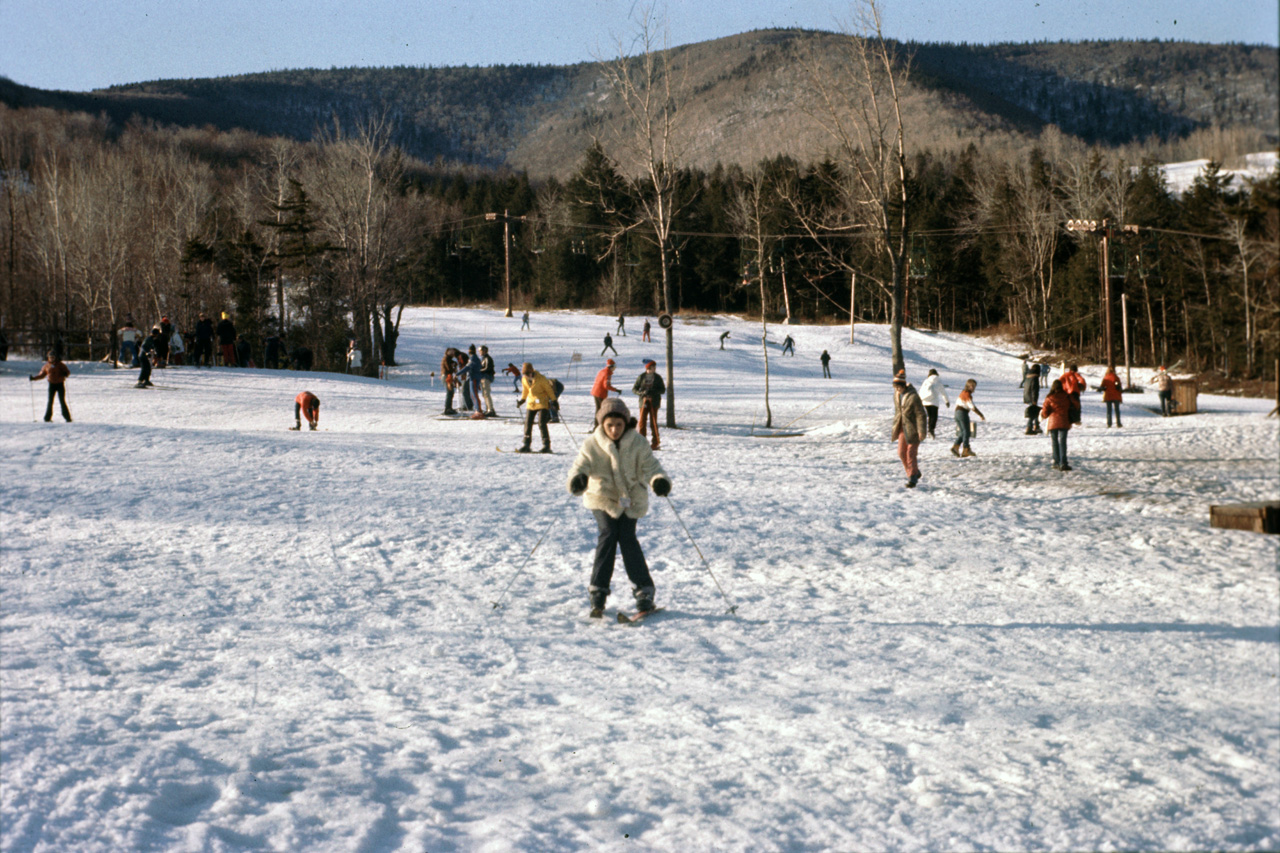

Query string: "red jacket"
[1060, 370, 1087, 395]
[1100, 372, 1122, 402]
[1040, 390, 1076, 431]
[295, 391, 319, 411]
[591, 367, 619, 399]
[32, 360, 70, 384]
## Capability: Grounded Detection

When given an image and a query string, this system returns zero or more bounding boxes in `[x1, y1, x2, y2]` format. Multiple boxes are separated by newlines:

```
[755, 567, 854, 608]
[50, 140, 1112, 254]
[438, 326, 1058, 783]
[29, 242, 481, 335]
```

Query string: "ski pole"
[491, 498, 571, 610]
[782, 393, 841, 429]
[664, 496, 737, 616]
[558, 415, 580, 450]
[30, 378, 37, 421]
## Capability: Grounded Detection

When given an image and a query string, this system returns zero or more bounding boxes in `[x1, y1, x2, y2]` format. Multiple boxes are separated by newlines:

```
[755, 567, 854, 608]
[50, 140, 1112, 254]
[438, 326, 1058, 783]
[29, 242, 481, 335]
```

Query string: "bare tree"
[596, 3, 689, 427]
[729, 168, 777, 428]
[784, 0, 911, 373]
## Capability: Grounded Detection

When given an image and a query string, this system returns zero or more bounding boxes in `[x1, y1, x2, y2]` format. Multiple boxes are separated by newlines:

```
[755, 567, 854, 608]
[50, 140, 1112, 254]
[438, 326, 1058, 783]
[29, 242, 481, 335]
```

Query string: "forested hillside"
[1, 31, 1275, 177]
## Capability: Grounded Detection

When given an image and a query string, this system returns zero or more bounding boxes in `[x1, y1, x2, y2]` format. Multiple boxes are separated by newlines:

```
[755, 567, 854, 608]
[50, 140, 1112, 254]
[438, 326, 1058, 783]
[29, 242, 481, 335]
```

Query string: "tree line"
[1, 99, 1275, 380]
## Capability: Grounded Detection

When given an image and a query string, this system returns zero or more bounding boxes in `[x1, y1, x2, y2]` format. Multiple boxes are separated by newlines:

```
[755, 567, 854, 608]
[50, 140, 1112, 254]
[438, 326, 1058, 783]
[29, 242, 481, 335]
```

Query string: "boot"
[634, 588, 656, 613]
[516, 441, 532, 453]
[961, 447, 976, 458]
[589, 590, 607, 619]
[950, 444, 960, 457]
[539, 446, 553, 454]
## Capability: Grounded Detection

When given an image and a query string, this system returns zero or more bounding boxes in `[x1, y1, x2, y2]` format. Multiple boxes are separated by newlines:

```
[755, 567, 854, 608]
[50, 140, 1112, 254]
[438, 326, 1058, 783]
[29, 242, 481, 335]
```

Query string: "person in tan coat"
[566, 397, 671, 617]
[891, 370, 927, 488]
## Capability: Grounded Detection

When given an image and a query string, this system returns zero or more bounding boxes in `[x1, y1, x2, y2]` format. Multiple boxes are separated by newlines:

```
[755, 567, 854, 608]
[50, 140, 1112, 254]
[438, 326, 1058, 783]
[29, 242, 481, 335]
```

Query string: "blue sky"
[3, 0, 1277, 92]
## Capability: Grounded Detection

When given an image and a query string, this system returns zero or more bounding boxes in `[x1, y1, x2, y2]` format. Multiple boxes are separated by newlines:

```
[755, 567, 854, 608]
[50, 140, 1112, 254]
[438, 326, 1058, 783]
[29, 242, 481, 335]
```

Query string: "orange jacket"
[1100, 372, 1122, 402]
[1060, 370, 1087, 395]
[1040, 390, 1075, 431]
[32, 360, 70, 384]
[591, 367, 619, 399]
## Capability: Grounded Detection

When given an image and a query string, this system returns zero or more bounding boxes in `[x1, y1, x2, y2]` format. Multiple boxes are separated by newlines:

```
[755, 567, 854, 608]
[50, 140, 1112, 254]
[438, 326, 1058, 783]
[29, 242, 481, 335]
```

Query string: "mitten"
[570, 473, 588, 495]
[652, 477, 671, 497]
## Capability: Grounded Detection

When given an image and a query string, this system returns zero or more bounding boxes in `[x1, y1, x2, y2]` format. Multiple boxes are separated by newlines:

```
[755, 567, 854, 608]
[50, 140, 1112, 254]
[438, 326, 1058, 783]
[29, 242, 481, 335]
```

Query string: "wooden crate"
[1210, 502, 1280, 534]
[1171, 378, 1198, 414]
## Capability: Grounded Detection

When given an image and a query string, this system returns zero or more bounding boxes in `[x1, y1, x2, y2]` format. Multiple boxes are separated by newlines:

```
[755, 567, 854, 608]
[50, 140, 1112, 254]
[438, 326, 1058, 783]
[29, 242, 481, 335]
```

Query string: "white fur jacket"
[565, 426, 669, 519]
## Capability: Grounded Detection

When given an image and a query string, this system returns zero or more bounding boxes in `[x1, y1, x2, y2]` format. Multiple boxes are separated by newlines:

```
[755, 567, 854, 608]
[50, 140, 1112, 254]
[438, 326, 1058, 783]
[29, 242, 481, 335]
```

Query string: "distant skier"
[781, 335, 795, 356]
[952, 379, 986, 457]
[917, 368, 950, 439]
[820, 350, 832, 379]
[216, 313, 237, 366]
[891, 370, 926, 488]
[503, 362, 523, 396]
[30, 352, 72, 422]
[616, 313, 626, 336]
[346, 340, 363, 374]
[719, 331, 730, 350]
[292, 391, 320, 431]
[520, 311, 531, 330]
[633, 359, 665, 451]
[1021, 363, 1043, 434]
[567, 396, 671, 618]
[478, 345, 497, 416]
[1041, 380, 1075, 471]
[193, 313, 214, 367]
[642, 319, 652, 342]
[590, 358, 621, 426]
[601, 332, 617, 357]
[1100, 366, 1123, 427]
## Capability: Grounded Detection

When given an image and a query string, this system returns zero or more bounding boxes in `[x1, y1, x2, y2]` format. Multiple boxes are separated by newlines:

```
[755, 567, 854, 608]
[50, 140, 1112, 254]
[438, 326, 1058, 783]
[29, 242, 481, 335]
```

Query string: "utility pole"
[1066, 220, 1140, 370]
[485, 211, 522, 318]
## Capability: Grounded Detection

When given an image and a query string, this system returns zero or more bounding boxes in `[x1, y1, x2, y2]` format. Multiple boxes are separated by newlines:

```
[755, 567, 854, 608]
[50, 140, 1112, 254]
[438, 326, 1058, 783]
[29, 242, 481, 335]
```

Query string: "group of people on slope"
[441, 345, 497, 418]
[591, 358, 666, 451]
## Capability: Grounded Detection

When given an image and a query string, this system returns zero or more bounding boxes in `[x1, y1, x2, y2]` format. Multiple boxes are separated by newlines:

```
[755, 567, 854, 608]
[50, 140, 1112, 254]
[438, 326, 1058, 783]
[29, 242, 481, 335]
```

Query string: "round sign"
[657, 313, 673, 329]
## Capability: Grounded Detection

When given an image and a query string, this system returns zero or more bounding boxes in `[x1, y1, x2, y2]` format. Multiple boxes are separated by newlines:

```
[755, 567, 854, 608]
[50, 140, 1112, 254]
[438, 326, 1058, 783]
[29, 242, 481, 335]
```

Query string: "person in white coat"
[566, 397, 671, 618]
[917, 368, 950, 439]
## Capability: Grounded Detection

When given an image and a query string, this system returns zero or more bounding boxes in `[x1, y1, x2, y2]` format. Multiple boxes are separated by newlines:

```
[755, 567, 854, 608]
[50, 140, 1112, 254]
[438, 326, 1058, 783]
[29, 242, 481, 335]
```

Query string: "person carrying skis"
[1041, 379, 1075, 470]
[517, 362, 556, 453]
[1060, 363, 1087, 425]
[917, 368, 949, 439]
[1100, 366, 1123, 427]
[601, 332, 617, 357]
[590, 358, 621, 426]
[891, 370, 927, 488]
[633, 359, 665, 450]
[951, 378, 986, 457]
[567, 397, 671, 618]
[292, 391, 320, 431]
[30, 352, 72, 422]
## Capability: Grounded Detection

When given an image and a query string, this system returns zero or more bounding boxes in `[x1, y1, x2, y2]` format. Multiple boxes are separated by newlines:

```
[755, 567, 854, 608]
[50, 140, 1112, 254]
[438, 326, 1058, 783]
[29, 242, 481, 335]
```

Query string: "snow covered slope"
[3, 308, 1277, 852]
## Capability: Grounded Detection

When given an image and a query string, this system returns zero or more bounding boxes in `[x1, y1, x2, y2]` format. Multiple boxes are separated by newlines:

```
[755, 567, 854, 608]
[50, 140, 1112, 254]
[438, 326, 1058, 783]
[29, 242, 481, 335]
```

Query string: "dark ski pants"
[925, 405, 939, 436]
[822, 363, 831, 379]
[138, 357, 152, 386]
[44, 383, 71, 421]
[1050, 428, 1069, 468]
[523, 407, 550, 450]
[589, 510, 653, 600]
[1106, 401, 1122, 427]
[1159, 390, 1172, 416]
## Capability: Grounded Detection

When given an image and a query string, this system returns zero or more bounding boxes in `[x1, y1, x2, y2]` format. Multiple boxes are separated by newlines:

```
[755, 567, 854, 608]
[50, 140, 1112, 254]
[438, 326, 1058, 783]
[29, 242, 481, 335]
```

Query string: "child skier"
[566, 397, 671, 618]
[292, 391, 320, 430]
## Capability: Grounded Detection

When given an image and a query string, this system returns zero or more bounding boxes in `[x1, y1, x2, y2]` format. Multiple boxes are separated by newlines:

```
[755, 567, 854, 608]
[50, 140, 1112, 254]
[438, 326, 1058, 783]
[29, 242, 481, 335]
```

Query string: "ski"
[495, 446, 559, 454]
[616, 607, 664, 624]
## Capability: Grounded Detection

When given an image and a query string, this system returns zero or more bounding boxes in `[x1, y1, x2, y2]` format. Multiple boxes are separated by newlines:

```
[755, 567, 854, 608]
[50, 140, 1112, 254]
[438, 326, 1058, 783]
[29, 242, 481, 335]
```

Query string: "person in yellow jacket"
[517, 362, 556, 453]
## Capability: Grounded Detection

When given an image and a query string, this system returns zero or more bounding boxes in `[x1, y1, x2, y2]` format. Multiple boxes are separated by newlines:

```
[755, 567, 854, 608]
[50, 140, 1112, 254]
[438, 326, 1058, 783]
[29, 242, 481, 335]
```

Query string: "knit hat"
[643, 359, 656, 367]
[596, 396, 631, 426]
[893, 369, 907, 386]
[605, 358, 615, 367]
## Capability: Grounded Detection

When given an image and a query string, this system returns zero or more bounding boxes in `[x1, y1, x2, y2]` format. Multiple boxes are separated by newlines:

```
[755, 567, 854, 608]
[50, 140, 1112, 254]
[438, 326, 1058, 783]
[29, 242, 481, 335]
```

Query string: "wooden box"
[1210, 502, 1280, 534]
[1171, 378, 1198, 414]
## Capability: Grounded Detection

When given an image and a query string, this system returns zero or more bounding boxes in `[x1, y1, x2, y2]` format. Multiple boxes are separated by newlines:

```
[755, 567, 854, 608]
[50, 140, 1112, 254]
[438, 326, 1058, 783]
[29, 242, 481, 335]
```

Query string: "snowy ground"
[2, 307, 1277, 852]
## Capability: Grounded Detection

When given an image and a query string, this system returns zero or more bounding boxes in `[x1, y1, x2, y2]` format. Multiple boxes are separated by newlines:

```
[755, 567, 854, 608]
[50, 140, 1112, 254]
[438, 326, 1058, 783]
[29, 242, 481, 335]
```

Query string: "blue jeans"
[1050, 429, 1068, 468]
[121, 341, 137, 367]
[1106, 401, 1122, 427]
[954, 409, 971, 448]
